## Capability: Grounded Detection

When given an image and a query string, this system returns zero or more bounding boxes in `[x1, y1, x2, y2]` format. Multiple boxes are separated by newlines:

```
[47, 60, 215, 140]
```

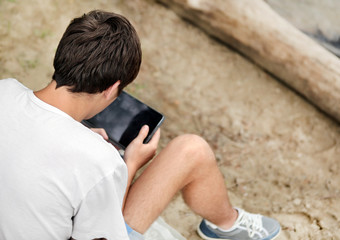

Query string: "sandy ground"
[1, 0, 340, 239]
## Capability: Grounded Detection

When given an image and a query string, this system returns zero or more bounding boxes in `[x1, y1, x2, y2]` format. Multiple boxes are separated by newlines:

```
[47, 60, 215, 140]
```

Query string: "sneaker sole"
[196, 224, 281, 240]
[197, 225, 224, 240]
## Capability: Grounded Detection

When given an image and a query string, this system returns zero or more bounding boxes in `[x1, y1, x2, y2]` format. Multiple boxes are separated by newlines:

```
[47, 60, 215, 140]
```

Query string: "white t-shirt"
[0, 79, 129, 240]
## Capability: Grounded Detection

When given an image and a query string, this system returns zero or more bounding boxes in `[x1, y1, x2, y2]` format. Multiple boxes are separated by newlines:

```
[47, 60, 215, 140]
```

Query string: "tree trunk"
[156, 0, 340, 122]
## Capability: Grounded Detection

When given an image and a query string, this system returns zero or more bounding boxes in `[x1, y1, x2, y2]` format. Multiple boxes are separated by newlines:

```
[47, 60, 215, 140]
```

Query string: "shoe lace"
[238, 211, 268, 238]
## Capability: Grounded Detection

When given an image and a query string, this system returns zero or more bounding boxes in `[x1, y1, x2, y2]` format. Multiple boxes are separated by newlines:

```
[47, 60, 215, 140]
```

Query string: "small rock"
[293, 198, 302, 206]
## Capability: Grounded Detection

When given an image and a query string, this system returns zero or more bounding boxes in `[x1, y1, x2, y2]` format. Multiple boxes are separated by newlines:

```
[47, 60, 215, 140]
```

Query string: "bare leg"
[123, 134, 237, 234]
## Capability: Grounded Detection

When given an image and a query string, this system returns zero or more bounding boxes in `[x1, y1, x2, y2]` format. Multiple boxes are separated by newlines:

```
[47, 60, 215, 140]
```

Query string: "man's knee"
[169, 134, 215, 165]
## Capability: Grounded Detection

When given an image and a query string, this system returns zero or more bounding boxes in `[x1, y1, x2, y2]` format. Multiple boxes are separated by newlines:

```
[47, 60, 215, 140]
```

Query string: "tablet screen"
[83, 91, 164, 149]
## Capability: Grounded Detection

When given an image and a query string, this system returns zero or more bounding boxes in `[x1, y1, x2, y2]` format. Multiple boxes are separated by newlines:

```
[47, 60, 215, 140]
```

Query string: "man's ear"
[103, 80, 121, 100]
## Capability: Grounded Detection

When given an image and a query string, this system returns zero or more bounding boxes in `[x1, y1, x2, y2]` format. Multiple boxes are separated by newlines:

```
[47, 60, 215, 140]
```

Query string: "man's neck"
[34, 81, 100, 122]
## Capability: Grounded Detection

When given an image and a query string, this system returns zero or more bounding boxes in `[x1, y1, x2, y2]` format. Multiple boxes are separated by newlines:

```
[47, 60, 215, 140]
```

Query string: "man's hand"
[90, 128, 109, 141]
[124, 125, 161, 173]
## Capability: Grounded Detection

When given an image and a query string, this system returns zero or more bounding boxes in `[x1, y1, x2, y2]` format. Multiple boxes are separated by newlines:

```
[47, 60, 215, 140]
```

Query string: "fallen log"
[156, 0, 340, 122]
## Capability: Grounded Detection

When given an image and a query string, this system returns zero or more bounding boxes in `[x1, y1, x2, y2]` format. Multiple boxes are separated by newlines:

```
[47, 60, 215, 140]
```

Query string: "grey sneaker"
[197, 208, 281, 240]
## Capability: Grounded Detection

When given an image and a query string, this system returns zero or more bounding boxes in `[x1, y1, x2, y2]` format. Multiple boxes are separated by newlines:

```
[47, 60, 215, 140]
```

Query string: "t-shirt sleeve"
[71, 172, 129, 240]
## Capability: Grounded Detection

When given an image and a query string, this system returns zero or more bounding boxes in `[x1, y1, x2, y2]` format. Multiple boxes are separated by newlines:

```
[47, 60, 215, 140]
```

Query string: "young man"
[0, 10, 280, 240]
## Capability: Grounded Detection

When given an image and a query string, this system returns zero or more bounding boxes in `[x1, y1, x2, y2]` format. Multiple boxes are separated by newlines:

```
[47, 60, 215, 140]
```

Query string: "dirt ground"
[1, 0, 340, 239]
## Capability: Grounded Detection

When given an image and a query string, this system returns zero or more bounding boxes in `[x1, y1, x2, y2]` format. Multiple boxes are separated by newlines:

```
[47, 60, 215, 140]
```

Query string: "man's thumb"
[137, 125, 149, 141]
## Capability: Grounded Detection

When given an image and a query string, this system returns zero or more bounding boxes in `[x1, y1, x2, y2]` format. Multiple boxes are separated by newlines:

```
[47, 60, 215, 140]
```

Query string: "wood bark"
[156, 0, 340, 122]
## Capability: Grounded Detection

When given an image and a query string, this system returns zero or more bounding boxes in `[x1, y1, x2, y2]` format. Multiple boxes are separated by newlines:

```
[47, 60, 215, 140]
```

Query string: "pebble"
[293, 198, 302, 205]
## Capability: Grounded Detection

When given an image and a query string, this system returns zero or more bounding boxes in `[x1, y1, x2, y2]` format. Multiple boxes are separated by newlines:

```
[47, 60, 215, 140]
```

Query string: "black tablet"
[83, 91, 165, 150]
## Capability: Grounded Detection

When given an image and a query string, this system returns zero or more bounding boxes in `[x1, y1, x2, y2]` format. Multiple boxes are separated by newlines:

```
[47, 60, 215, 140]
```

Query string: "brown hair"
[53, 10, 142, 94]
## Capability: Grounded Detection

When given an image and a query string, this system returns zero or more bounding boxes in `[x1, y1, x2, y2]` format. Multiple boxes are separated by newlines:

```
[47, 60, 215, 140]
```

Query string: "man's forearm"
[122, 161, 138, 210]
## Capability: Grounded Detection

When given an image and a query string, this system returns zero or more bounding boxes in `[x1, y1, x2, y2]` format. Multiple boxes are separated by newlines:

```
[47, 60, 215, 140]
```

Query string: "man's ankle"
[214, 208, 239, 230]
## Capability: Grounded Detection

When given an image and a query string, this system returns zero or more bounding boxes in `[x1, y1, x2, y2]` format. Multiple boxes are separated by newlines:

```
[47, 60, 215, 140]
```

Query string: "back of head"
[53, 10, 142, 94]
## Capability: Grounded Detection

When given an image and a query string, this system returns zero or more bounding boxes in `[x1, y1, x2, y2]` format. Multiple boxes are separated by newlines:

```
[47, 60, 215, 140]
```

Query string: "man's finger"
[91, 128, 109, 140]
[98, 128, 109, 140]
[137, 125, 149, 142]
[149, 128, 161, 145]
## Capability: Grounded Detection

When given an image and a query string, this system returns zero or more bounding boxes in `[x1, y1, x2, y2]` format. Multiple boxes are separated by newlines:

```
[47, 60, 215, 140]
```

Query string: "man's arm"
[90, 125, 160, 209]
[122, 125, 160, 209]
